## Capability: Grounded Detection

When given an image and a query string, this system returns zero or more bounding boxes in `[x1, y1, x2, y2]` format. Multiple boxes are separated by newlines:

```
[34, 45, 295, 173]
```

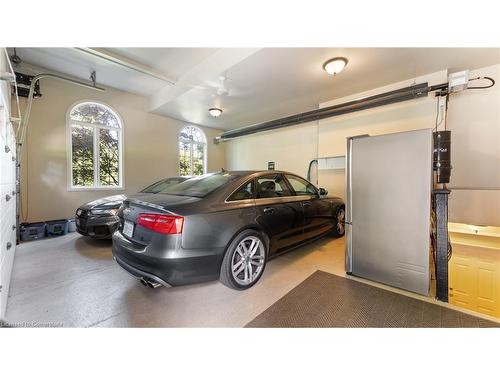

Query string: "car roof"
[224, 170, 301, 177]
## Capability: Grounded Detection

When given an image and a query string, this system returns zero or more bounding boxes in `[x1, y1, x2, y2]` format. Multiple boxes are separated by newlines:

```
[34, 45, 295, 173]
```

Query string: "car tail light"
[137, 214, 184, 234]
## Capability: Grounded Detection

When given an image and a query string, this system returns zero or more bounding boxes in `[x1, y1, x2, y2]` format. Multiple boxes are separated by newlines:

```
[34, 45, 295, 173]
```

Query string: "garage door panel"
[0, 243, 16, 319]
[0, 183, 16, 222]
[0, 93, 17, 320]
[0, 146, 16, 185]
[0, 216, 15, 266]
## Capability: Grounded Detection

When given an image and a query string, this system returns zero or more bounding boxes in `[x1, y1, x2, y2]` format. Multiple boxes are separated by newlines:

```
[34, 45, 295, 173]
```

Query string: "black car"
[112, 171, 345, 290]
[75, 177, 188, 239]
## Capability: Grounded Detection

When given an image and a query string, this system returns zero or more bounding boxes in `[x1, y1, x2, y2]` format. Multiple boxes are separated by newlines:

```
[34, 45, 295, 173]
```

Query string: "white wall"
[17, 76, 226, 222]
[226, 121, 318, 176]
[226, 65, 500, 226]
[446, 64, 500, 226]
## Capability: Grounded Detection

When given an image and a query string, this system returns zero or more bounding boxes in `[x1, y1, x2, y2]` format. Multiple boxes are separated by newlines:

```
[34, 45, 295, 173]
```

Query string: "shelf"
[448, 222, 500, 251]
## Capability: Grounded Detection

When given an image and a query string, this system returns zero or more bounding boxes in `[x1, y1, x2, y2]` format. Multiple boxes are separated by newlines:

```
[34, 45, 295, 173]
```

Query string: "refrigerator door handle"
[345, 137, 354, 274]
[344, 134, 369, 275]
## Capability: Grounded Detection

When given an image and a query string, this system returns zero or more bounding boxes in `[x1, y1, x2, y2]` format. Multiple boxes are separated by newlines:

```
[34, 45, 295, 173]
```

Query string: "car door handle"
[302, 201, 311, 207]
[263, 207, 274, 214]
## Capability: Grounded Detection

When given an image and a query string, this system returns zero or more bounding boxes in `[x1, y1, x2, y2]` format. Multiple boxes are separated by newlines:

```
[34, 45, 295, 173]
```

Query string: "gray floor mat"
[246, 271, 499, 328]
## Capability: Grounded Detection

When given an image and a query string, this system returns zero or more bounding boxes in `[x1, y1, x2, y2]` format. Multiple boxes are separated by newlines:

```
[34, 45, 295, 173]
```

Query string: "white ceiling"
[8, 47, 500, 131]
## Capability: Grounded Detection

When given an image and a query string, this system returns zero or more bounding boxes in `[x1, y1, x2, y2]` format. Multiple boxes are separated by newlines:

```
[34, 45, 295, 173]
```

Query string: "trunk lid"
[118, 194, 200, 245]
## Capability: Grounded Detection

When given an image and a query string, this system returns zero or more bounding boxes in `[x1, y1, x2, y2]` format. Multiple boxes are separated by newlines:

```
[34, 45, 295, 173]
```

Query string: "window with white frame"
[68, 102, 123, 189]
[179, 126, 207, 177]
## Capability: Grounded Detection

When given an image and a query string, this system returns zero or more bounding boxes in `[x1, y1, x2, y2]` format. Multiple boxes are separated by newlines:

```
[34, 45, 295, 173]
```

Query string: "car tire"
[331, 205, 346, 238]
[220, 229, 267, 290]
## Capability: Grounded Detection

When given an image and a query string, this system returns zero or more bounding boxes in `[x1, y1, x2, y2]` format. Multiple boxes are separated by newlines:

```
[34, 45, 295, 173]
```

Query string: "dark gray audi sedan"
[112, 171, 345, 290]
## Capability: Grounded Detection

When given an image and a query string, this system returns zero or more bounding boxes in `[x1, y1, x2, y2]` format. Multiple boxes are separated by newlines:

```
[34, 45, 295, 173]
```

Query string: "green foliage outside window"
[70, 102, 121, 187]
[99, 129, 119, 186]
[72, 125, 94, 186]
[179, 126, 206, 176]
[179, 141, 191, 177]
[193, 143, 205, 176]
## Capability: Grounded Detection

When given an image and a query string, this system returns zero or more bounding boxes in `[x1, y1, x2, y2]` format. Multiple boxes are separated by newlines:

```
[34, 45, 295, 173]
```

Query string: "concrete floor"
[5, 233, 345, 327]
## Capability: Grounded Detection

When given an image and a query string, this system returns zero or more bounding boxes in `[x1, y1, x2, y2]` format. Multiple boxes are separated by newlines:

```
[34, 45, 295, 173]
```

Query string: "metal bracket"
[90, 71, 97, 86]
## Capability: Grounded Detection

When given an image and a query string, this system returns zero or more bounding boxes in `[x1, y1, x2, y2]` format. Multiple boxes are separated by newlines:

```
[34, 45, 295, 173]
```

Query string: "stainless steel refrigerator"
[345, 128, 433, 295]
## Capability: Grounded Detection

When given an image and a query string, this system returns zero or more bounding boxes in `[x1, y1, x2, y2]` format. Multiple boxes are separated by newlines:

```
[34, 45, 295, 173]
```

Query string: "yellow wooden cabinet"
[448, 223, 500, 318]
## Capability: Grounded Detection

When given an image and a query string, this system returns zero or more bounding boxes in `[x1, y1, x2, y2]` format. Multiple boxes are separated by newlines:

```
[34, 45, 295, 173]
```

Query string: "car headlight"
[90, 208, 120, 216]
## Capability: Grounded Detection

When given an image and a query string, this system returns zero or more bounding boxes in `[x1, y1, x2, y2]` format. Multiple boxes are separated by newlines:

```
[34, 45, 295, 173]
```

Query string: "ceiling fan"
[203, 74, 249, 98]
[216, 76, 229, 96]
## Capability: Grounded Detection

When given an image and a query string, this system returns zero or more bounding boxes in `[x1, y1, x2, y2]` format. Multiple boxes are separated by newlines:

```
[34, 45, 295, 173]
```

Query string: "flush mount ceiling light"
[322, 57, 348, 76]
[208, 107, 223, 118]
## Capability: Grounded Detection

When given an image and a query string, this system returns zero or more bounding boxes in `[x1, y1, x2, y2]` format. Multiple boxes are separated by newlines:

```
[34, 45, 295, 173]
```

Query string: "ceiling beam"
[149, 48, 261, 113]
[74, 47, 176, 85]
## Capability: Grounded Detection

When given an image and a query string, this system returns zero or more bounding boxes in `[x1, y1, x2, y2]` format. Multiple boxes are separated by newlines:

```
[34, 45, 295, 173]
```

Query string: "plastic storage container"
[20, 222, 46, 241]
[45, 219, 69, 237]
[68, 219, 77, 233]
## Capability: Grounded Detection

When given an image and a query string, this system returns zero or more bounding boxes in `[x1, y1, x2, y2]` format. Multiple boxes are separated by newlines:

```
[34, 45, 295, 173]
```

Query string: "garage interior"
[1, 47, 500, 328]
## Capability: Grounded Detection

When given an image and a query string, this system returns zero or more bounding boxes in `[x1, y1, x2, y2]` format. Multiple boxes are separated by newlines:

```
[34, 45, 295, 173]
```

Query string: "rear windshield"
[156, 173, 238, 197]
[140, 178, 186, 193]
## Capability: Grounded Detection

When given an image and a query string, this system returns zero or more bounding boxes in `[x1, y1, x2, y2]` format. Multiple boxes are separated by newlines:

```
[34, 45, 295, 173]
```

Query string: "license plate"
[123, 220, 134, 237]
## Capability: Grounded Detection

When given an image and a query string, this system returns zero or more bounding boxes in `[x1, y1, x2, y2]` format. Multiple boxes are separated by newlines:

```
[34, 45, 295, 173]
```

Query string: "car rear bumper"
[111, 230, 225, 286]
[114, 254, 172, 287]
[76, 215, 120, 239]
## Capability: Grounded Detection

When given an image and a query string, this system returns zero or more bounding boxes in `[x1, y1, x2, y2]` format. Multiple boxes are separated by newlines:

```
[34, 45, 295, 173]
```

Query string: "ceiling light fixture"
[208, 107, 223, 118]
[322, 57, 348, 76]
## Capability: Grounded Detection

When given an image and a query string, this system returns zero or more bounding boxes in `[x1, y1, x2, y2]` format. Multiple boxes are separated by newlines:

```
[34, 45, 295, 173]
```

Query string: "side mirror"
[318, 187, 328, 196]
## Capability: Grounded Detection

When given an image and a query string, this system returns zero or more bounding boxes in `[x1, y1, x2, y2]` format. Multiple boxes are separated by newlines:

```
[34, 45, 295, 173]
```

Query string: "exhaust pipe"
[148, 281, 162, 289]
[140, 278, 162, 288]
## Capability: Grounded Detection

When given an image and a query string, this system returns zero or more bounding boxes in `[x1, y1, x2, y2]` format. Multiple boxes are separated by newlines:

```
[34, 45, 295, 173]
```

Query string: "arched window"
[67, 102, 123, 189]
[179, 125, 207, 176]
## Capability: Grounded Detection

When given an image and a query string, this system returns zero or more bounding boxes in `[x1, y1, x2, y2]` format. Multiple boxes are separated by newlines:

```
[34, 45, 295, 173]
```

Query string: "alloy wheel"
[231, 235, 265, 286]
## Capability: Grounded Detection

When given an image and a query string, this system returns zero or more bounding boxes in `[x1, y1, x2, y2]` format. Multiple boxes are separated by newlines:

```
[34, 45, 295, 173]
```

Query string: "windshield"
[156, 173, 238, 197]
[141, 177, 186, 193]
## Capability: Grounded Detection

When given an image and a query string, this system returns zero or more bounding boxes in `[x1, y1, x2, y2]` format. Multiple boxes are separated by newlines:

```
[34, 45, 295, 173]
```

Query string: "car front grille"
[76, 218, 88, 231]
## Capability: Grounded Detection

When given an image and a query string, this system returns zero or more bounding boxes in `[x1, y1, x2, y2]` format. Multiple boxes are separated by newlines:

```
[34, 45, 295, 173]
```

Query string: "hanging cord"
[433, 94, 445, 131]
[467, 76, 495, 89]
[444, 94, 450, 131]
[433, 96, 440, 132]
